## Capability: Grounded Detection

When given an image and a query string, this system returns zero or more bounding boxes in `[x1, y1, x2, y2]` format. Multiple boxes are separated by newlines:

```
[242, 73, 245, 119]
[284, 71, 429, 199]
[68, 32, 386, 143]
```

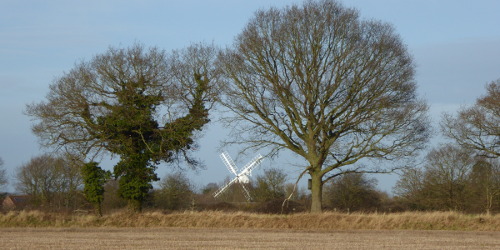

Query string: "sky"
[1, 0, 500, 194]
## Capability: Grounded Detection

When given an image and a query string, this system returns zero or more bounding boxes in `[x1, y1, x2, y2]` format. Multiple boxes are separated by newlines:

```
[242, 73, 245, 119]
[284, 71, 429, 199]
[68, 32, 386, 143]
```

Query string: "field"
[1, 227, 499, 249]
[1, 210, 499, 249]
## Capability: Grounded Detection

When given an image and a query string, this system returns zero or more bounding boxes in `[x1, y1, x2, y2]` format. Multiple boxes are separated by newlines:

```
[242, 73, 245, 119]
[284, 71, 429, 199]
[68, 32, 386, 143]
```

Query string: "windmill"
[213, 152, 264, 201]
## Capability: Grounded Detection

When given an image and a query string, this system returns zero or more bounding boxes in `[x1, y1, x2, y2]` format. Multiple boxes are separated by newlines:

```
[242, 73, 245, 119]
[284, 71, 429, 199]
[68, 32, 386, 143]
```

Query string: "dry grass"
[0, 227, 499, 249]
[1, 210, 499, 231]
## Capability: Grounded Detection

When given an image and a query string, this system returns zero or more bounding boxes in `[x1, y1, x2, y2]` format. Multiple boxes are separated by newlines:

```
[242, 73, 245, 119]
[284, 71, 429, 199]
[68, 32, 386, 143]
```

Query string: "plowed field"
[1, 228, 499, 249]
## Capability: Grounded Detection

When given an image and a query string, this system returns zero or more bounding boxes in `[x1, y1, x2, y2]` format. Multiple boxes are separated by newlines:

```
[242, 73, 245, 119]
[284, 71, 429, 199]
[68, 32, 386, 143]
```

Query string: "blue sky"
[1, 0, 499, 194]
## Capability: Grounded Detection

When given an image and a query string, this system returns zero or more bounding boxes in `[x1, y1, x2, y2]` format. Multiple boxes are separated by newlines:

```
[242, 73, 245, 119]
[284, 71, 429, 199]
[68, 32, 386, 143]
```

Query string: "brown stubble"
[0, 227, 499, 249]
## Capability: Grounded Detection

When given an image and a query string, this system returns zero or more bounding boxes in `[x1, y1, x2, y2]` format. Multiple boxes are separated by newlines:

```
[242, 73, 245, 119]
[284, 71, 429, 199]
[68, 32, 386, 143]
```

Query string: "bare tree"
[393, 167, 426, 210]
[395, 144, 500, 212]
[442, 80, 500, 158]
[324, 173, 381, 212]
[422, 144, 474, 211]
[16, 154, 83, 209]
[468, 158, 500, 214]
[252, 168, 287, 202]
[219, 0, 430, 212]
[154, 172, 193, 210]
[395, 144, 474, 211]
[0, 157, 7, 190]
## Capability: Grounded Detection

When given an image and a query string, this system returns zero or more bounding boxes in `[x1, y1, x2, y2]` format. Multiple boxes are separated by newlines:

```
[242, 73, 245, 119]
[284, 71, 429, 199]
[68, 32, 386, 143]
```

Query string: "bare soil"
[1, 227, 499, 249]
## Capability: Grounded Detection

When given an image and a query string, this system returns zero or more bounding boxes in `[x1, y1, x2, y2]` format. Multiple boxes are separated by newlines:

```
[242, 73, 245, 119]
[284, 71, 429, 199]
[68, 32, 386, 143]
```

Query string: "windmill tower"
[213, 152, 264, 201]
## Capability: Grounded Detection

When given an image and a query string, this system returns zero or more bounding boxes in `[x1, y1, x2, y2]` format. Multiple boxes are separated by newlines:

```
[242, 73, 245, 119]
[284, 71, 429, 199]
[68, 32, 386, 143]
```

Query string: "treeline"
[1, 156, 308, 214]
[2, 148, 499, 215]
[328, 147, 500, 214]
[395, 145, 500, 214]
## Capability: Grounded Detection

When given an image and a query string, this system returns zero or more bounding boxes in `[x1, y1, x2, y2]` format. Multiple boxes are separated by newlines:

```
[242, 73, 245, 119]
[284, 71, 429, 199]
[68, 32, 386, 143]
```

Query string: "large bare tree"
[441, 80, 500, 158]
[26, 43, 219, 211]
[219, 0, 430, 212]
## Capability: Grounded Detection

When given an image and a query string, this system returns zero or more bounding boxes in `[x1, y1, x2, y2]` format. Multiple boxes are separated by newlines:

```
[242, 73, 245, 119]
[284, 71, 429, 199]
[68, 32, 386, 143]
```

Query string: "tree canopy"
[219, 0, 430, 212]
[26, 44, 219, 211]
[441, 80, 500, 158]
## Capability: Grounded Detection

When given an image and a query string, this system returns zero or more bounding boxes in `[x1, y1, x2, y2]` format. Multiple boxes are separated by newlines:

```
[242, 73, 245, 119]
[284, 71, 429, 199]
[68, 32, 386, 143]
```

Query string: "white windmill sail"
[213, 152, 264, 201]
[220, 151, 238, 175]
[239, 154, 264, 177]
[213, 176, 239, 198]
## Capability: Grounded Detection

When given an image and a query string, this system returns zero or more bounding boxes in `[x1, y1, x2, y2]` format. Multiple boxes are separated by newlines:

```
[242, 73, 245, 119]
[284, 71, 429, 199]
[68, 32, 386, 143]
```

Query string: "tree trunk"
[486, 187, 492, 215]
[310, 173, 323, 213]
[96, 202, 103, 217]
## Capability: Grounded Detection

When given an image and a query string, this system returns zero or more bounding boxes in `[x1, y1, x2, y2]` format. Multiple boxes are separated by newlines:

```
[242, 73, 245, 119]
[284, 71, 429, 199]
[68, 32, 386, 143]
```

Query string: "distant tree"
[467, 158, 500, 214]
[218, 0, 430, 212]
[393, 167, 426, 210]
[154, 172, 193, 210]
[422, 144, 474, 211]
[442, 80, 500, 158]
[394, 144, 475, 211]
[26, 43, 219, 212]
[202, 182, 219, 195]
[101, 179, 127, 211]
[252, 168, 287, 202]
[58, 154, 85, 209]
[16, 154, 83, 210]
[81, 162, 111, 216]
[193, 182, 219, 208]
[324, 172, 381, 212]
[0, 157, 7, 191]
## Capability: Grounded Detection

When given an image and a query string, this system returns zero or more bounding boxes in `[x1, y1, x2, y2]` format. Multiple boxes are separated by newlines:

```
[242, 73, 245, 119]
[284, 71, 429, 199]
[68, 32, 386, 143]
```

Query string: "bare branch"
[441, 80, 500, 158]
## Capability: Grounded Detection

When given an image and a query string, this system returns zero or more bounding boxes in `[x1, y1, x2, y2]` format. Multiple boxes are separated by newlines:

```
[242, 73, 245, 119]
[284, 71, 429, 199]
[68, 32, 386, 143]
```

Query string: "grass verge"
[0, 210, 498, 231]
